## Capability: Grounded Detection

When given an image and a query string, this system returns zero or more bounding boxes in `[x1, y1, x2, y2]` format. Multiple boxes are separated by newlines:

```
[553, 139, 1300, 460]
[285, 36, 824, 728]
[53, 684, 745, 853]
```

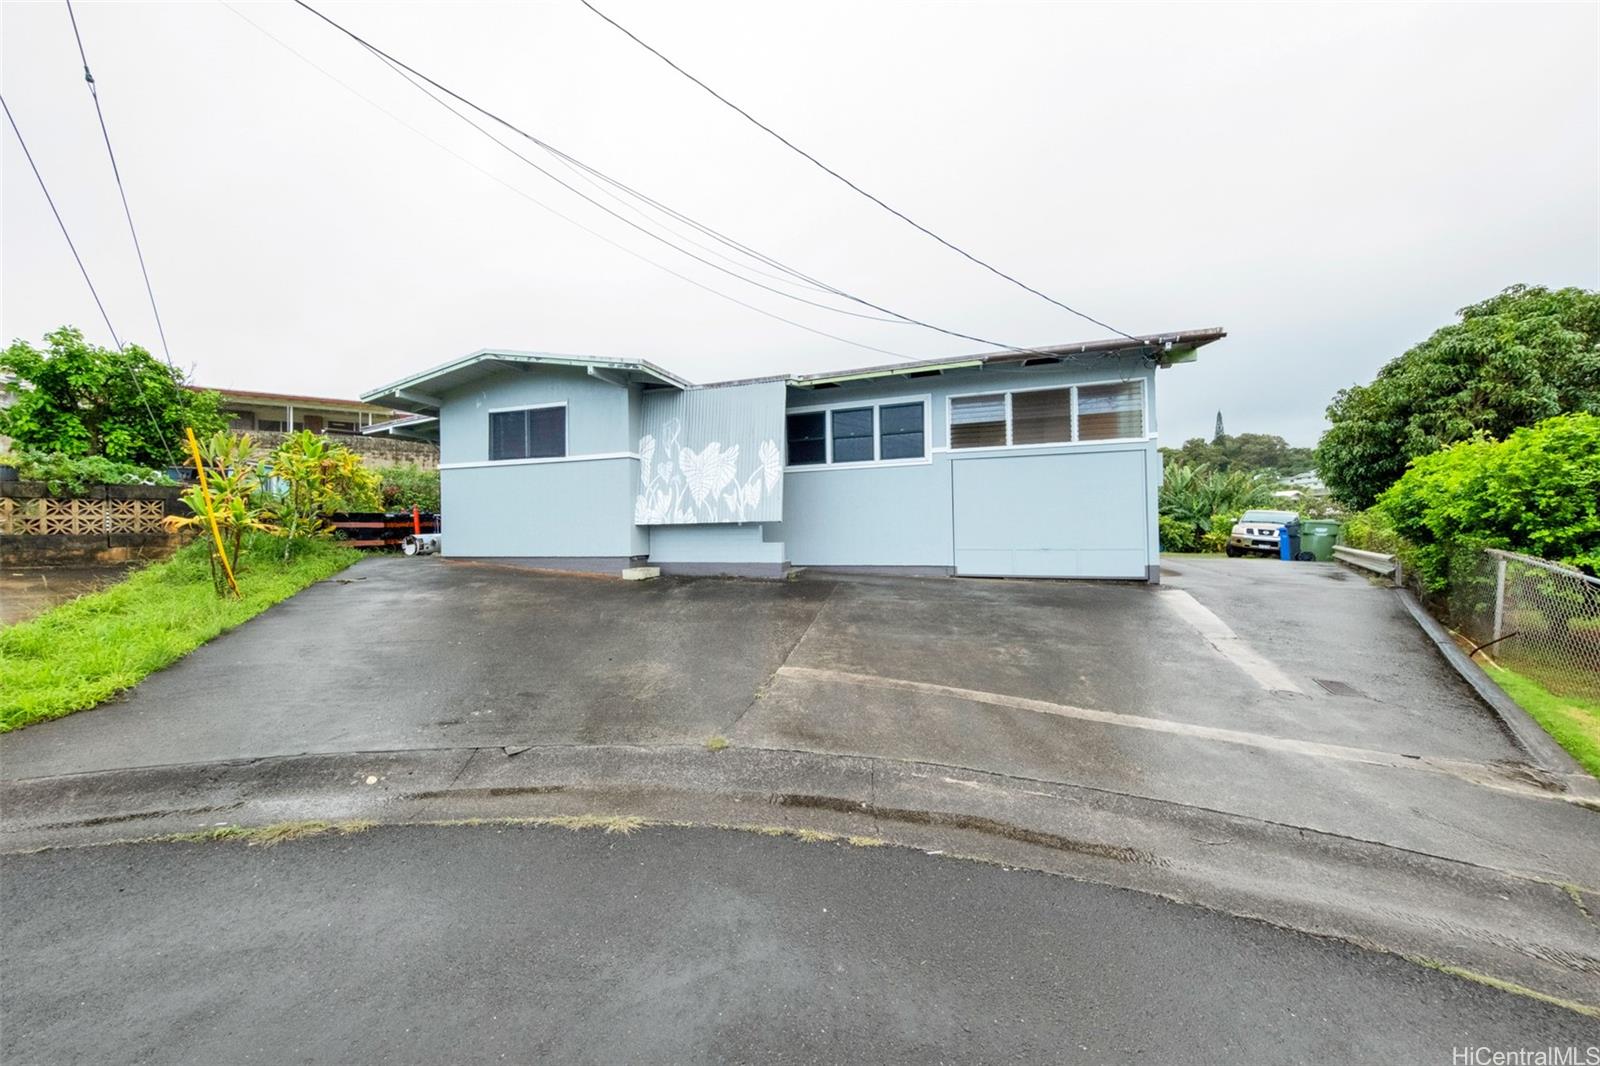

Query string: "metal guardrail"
[1332, 545, 1403, 586]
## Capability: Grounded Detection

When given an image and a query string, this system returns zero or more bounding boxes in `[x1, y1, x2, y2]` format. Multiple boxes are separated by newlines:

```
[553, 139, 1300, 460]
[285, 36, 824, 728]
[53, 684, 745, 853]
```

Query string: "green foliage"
[1158, 514, 1199, 553]
[1375, 413, 1600, 591]
[1162, 433, 1315, 476]
[5, 450, 173, 495]
[0, 326, 227, 466]
[1158, 460, 1280, 551]
[1337, 508, 1409, 557]
[262, 432, 382, 557]
[1316, 285, 1600, 508]
[163, 432, 273, 595]
[0, 532, 359, 731]
[378, 463, 441, 513]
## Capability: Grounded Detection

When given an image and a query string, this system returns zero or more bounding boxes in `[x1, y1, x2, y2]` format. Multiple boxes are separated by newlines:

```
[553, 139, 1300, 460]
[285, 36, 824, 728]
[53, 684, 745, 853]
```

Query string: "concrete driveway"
[2, 555, 1595, 883]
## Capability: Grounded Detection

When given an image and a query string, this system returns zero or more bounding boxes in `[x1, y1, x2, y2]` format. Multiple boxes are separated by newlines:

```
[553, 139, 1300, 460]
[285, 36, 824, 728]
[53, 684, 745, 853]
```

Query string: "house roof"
[191, 385, 401, 414]
[361, 350, 695, 415]
[361, 328, 1225, 416]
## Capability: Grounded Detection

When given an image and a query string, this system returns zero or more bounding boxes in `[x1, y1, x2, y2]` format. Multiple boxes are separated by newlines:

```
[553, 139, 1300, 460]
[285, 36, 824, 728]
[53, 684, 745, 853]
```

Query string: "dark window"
[786, 411, 826, 466]
[1011, 389, 1071, 445]
[831, 406, 875, 463]
[950, 393, 1006, 448]
[490, 406, 567, 460]
[1077, 382, 1143, 441]
[878, 402, 925, 460]
[490, 411, 526, 460]
[527, 407, 566, 458]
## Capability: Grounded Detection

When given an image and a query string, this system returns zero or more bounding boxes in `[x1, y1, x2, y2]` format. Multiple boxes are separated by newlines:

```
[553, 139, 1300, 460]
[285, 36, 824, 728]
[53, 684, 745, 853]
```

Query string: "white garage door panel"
[952, 451, 1148, 578]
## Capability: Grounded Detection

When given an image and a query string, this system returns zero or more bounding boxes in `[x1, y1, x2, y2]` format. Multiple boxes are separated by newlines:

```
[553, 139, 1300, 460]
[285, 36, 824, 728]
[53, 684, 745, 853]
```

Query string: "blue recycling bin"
[1278, 522, 1303, 560]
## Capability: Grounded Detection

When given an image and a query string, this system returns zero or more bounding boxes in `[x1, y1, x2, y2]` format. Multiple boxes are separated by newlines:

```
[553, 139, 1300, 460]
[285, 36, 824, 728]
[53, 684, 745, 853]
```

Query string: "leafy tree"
[1316, 285, 1600, 508]
[1376, 413, 1600, 590]
[1163, 433, 1315, 475]
[0, 326, 227, 467]
[378, 464, 441, 513]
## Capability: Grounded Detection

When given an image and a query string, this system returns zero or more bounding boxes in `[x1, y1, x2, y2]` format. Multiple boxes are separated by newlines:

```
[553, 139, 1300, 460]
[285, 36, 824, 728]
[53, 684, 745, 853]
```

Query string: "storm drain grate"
[1313, 678, 1365, 698]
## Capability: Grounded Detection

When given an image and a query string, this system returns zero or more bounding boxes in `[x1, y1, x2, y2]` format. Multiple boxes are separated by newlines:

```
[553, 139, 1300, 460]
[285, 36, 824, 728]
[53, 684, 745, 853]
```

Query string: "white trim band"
[441, 451, 640, 471]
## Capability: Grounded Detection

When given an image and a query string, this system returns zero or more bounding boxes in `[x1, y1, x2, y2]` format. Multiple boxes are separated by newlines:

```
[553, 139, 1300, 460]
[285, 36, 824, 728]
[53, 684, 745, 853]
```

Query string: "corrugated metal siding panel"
[635, 382, 785, 524]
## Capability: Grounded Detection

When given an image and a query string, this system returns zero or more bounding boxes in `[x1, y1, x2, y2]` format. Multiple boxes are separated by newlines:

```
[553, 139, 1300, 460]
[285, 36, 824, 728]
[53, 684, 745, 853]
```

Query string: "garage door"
[952, 450, 1149, 578]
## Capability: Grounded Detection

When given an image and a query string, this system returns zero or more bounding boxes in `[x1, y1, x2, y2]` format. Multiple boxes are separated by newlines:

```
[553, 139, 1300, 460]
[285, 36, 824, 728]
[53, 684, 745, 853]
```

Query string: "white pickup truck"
[1225, 509, 1300, 558]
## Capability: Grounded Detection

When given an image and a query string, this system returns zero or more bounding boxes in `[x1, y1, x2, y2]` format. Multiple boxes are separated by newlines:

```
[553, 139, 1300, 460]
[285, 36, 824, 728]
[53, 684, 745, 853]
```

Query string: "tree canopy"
[1314, 285, 1600, 508]
[0, 327, 227, 467]
[1162, 432, 1315, 475]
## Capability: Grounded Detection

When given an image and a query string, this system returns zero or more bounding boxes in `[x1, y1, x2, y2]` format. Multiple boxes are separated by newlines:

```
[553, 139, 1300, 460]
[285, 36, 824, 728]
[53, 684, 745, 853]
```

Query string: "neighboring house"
[1272, 470, 1328, 501]
[362, 328, 1224, 581]
[194, 387, 403, 436]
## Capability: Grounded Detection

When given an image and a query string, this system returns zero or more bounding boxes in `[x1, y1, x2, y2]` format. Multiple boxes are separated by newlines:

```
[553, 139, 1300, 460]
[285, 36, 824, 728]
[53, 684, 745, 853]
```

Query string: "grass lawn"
[0, 534, 360, 732]
[1483, 664, 1600, 779]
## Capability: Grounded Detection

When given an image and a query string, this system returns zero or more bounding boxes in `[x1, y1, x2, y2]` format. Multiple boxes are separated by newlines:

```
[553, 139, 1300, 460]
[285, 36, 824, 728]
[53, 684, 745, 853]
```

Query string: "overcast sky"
[4, 1, 1596, 445]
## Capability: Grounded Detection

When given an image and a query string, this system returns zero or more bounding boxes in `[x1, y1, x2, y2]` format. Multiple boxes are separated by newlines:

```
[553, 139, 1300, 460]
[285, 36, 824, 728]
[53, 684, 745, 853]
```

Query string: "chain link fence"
[1450, 549, 1600, 700]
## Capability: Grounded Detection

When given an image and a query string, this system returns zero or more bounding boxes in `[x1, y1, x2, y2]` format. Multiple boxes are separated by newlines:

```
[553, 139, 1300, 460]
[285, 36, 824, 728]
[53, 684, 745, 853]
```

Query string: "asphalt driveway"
[3, 555, 1595, 883]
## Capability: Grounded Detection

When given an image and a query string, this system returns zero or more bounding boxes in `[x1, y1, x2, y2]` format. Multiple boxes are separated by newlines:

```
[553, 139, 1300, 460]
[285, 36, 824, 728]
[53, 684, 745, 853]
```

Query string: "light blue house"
[362, 328, 1223, 581]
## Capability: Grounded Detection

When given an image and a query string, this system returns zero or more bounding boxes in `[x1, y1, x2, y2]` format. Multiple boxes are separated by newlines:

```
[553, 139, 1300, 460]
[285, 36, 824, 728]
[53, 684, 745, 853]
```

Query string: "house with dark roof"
[362, 328, 1223, 580]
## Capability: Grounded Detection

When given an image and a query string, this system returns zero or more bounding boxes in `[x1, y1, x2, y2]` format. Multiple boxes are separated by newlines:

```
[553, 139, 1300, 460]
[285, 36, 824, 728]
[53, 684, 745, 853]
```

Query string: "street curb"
[1394, 589, 1595, 791]
[4, 743, 1598, 1010]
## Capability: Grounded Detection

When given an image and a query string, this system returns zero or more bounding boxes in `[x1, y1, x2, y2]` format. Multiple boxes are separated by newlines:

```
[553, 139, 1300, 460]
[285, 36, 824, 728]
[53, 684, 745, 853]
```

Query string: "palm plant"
[1160, 460, 1281, 547]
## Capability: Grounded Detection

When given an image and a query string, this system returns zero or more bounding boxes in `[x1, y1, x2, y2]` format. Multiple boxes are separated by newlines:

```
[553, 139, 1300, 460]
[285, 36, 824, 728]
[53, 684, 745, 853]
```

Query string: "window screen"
[786, 411, 826, 466]
[1076, 381, 1143, 440]
[489, 407, 567, 460]
[490, 411, 526, 460]
[526, 407, 566, 458]
[1011, 389, 1071, 445]
[878, 402, 925, 460]
[950, 393, 1007, 448]
[831, 407, 875, 463]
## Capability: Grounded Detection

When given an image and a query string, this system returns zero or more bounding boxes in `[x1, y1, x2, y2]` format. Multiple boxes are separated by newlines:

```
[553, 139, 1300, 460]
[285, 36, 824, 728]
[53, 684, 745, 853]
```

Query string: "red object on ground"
[412, 506, 421, 535]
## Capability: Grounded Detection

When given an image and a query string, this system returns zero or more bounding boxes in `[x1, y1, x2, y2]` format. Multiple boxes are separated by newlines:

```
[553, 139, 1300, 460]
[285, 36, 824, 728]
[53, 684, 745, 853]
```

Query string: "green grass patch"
[1483, 663, 1600, 779]
[0, 534, 360, 731]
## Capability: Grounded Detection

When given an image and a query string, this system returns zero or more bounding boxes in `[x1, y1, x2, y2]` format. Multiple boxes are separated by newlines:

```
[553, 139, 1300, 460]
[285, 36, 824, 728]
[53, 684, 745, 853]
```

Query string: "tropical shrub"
[1159, 460, 1280, 552]
[262, 431, 382, 556]
[378, 464, 441, 513]
[1158, 514, 1199, 553]
[1375, 413, 1600, 591]
[163, 432, 273, 595]
[0, 326, 226, 466]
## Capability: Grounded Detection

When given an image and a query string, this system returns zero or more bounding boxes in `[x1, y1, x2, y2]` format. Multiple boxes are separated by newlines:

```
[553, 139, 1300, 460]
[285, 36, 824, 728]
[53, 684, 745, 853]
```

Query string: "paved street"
[4, 824, 1591, 1065]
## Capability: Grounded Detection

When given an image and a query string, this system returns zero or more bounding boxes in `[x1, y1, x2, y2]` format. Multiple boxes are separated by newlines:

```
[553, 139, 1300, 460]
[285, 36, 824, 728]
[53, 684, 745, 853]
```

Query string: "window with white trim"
[786, 399, 928, 466]
[1076, 381, 1143, 441]
[948, 380, 1143, 449]
[489, 405, 566, 461]
[949, 393, 1006, 448]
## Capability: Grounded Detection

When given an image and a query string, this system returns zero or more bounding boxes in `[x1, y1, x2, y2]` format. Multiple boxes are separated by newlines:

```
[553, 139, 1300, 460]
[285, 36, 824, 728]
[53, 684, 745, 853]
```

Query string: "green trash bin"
[1297, 519, 1342, 562]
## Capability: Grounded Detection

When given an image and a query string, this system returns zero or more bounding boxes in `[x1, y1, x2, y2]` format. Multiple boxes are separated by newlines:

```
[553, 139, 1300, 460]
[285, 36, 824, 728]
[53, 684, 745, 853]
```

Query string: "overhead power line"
[2, 94, 176, 465]
[218, 2, 915, 362]
[3, 95, 122, 349]
[288, 0, 1103, 363]
[64, 0, 177, 369]
[577, 0, 1140, 343]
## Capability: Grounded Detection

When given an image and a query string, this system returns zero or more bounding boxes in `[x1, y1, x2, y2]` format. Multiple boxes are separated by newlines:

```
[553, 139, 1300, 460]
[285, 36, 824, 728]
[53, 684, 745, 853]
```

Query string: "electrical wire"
[287, 0, 1109, 362]
[217, 1, 918, 361]
[577, 0, 1140, 343]
[3, 93, 177, 465]
[64, 0, 179, 369]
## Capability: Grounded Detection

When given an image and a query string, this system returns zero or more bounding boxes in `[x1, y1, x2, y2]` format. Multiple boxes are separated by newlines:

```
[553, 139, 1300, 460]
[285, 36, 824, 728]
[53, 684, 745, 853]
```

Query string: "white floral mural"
[634, 418, 782, 524]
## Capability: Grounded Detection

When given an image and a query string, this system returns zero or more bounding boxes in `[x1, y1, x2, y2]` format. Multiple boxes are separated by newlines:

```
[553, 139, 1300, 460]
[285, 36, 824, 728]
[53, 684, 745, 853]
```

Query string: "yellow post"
[185, 427, 241, 598]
